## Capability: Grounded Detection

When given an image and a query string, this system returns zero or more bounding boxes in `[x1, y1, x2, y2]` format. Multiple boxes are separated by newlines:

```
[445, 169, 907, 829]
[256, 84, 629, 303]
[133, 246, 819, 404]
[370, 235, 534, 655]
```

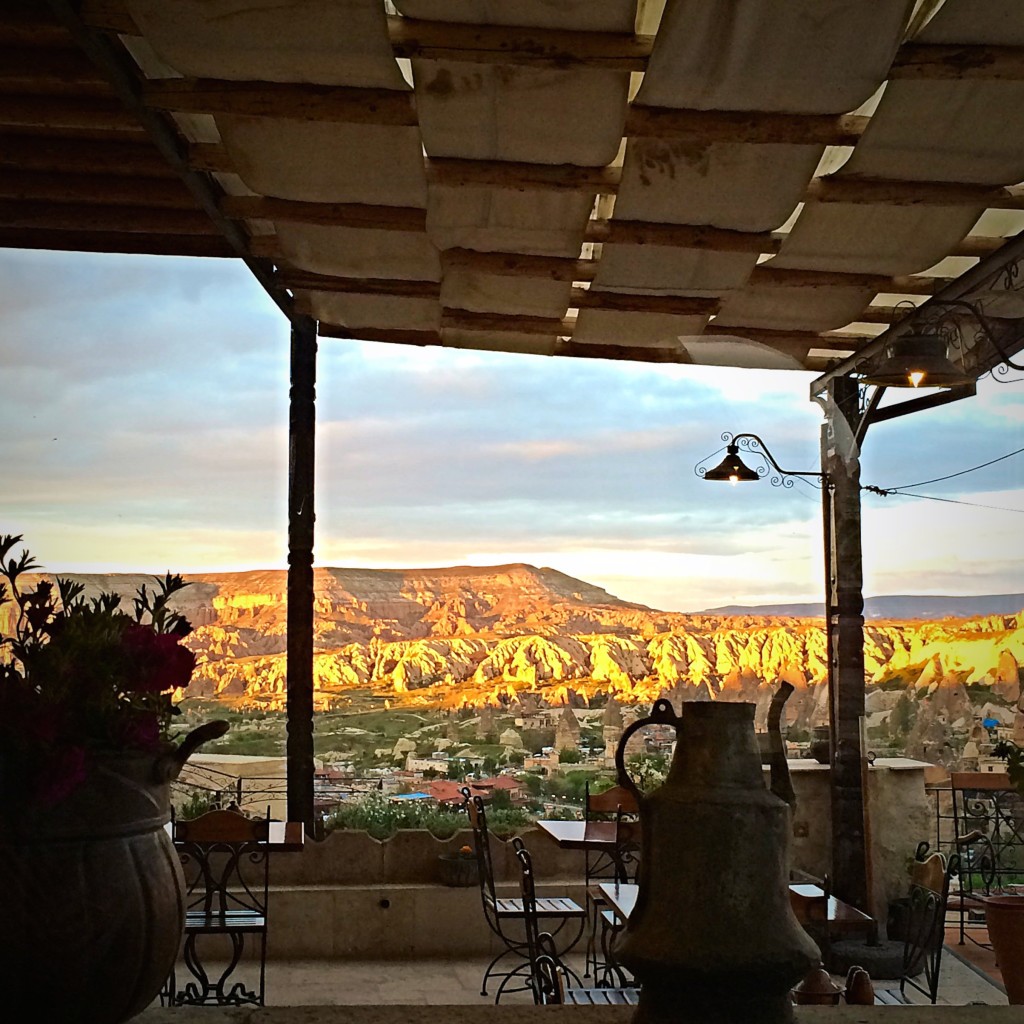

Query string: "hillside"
[8, 564, 1023, 757]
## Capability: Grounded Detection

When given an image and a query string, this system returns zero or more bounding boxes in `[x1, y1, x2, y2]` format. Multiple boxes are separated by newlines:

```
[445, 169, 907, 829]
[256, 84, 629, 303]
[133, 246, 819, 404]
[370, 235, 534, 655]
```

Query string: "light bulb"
[909, 370, 925, 387]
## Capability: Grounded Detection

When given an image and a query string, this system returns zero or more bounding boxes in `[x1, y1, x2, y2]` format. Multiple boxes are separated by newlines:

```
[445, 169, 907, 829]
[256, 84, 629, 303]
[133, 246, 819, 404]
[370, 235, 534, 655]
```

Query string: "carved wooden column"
[286, 317, 317, 831]
[820, 375, 868, 909]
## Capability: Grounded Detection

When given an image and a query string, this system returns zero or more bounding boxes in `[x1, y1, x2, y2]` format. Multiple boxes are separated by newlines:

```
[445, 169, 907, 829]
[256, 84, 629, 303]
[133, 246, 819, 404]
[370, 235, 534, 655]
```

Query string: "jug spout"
[766, 682, 795, 808]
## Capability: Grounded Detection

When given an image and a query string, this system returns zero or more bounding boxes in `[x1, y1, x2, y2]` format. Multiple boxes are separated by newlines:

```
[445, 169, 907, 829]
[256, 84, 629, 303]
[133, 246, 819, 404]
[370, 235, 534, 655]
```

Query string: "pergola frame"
[6, 0, 1024, 913]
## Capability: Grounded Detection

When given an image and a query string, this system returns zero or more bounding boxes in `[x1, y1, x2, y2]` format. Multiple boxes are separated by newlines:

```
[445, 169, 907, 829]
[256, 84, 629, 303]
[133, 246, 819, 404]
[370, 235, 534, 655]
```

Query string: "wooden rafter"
[806, 177, 1024, 209]
[0, 199, 222, 235]
[891, 43, 1024, 80]
[0, 133, 178, 177]
[625, 107, 869, 145]
[0, 169, 205, 209]
[145, 79, 418, 126]
[220, 195, 427, 232]
[0, 94, 145, 131]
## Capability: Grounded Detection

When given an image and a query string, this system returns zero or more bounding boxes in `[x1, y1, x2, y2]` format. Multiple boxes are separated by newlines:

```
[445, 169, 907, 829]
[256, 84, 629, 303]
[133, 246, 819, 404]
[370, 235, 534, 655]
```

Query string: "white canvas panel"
[615, 139, 820, 233]
[679, 336, 805, 370]
[218, 117, 427, 206]
[275, 224, 441, 281]
[573, 309, 707, 344]
[838, 80, 1024, 185]
[772, 204, 981, 276]
[913, 0, 1024, 45]
[441, 271, 571, 318]
[427, 188, 591, 257]
[637, 0, 915, 113]
[301, 292, 440, 331]
[714, 285, 874, 332]
[441, 329, 558, 356]
[595, 245, 757, 295]
[394, 1, 636, 32]
[412, 62, 627, 166]
[127, 0, 407, 88]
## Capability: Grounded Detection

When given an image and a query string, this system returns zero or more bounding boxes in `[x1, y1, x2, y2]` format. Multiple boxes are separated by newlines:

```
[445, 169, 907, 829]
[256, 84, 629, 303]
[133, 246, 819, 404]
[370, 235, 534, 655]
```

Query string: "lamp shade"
[861, 332, 973, 388]
[702, 444, 761, 482]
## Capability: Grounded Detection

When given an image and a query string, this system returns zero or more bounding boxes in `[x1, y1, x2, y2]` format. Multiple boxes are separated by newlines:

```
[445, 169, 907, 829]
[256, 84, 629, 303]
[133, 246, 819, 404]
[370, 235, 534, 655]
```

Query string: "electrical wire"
[878, 445, 1024, 491]
[866, 490, 1024, 514]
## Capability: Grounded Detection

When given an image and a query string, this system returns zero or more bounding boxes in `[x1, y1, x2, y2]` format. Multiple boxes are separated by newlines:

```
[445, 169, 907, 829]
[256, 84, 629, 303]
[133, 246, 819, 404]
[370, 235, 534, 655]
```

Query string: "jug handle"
[154, 720, 230, 784]
[614, 698, 682, 803]
[766, 682, 796, 807]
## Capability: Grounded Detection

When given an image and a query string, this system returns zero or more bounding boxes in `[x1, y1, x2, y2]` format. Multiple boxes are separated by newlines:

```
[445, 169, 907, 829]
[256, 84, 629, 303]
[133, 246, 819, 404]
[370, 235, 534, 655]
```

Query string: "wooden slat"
[0, 9, 71, 48]
[0, 227, 235, 257]
[318, 323, 440, 347]
[442, 248, 595, 283]
[0, 95, 144, 132]
[285, 271, 440, 298]
[388, 16, 651, 71]
[0, 133, 177, 177]
[145, 79, 418, 126]
[220, 196, 427, 231]
[626, 107, 869, 145]
[0, 200, 220, 235]
[0, 47, 110, 94]
[588, 219, 772, 253]
[570, 287, 718, 316]
[892, 43, 1024, 80]
[555, 339, 687, 364]
[0, 170, 202, 209]
[80, 0, 139, 35]
[806, 177, 1024, 209]
[442, 308, 568, 336]
[427, 157, 620, 194]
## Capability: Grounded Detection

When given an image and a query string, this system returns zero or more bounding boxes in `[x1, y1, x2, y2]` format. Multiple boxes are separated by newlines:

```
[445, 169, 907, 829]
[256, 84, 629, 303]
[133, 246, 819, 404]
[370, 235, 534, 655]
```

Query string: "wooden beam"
[588, 218, 772, 252]
[891, 43, 1024, 80]
[554, 338, 688, 363]
[442, 248, 595, 283]
[0, 95, 144, 131]
[0, 133, 177, 177]
[626, 107, 869, 146]
[0, 169, 201, 209]
[747, 267, 889, 290]
[80, 0, 139, 35]
[284, 271, 440, 299]
[318, 322, 441, 347]
[0, 47, 110, 92]
[145, 79, 418, 126]
[189, 143, 235, 175]
[0, 10, 71, 48]
[0, 226, 235, 257]
[427, 157, 620, 194]
[570, 287, 718, 316]
[0, 199, 221, 235]
[441, 308, 569, 336]
[220, 195, 427, 232]
[389, 16, 650, 71]
[806, 176, 1024, 209]
[703, 323, 873, 348]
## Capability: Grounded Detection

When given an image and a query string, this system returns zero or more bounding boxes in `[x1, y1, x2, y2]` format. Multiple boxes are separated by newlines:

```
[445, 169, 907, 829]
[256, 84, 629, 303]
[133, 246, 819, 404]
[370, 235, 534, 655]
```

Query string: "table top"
[166, 819, 305, 852]
[597, 881, 874, 936]
[535, 819, 623, 850]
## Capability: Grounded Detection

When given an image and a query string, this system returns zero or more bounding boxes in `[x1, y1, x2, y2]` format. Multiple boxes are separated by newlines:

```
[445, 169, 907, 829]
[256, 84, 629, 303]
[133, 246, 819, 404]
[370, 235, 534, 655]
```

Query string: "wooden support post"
[820, 375, 868, 910]
[286, 317, 317, 834]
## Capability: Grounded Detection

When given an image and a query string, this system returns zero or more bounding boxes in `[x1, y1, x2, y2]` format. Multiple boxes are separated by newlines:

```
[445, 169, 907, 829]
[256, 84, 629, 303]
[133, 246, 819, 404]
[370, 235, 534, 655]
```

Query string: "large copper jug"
[614, 683, 818, 1024]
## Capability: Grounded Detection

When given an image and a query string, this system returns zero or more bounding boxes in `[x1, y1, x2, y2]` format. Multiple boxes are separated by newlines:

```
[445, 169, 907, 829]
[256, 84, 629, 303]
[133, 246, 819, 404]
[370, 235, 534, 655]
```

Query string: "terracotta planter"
[0, 722, 225, 1023]
[984, 894, 1024, 1004]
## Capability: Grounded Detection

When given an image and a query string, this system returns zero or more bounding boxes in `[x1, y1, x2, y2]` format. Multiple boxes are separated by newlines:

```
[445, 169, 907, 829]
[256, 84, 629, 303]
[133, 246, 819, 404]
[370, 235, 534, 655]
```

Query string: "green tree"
[558, 747, 583, 764]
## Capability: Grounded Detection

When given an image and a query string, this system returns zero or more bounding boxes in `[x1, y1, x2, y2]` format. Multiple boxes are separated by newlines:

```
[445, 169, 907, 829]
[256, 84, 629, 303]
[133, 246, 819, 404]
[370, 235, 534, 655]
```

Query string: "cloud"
[2, 248, 1021, 611]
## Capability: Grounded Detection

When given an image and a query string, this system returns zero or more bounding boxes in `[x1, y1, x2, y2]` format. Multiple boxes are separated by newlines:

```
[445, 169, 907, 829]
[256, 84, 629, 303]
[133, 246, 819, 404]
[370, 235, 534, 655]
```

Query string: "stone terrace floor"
[156, 947, 1007, 1008]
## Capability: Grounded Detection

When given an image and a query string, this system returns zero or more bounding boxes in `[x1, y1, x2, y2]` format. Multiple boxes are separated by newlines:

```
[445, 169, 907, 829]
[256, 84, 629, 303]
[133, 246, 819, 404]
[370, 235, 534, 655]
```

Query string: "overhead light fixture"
[700, 444, 762, 484]
[860, 332, 974, 389]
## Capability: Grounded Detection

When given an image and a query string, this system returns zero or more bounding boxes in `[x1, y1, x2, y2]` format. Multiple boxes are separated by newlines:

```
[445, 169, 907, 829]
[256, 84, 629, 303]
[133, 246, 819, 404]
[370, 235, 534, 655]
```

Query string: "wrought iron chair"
[582, 782, 640, 981]
[516, 839, 639, 1006]
[164, 806, 271, 1006]
[463, 790, 585, 1001]
[874, 841, 960, 1005]
[949, 772, 1023, 947]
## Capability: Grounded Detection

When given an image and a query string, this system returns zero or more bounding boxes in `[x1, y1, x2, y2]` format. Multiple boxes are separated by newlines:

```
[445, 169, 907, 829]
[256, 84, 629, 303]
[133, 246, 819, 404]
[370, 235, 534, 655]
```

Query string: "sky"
[2, 247, 1022, 613]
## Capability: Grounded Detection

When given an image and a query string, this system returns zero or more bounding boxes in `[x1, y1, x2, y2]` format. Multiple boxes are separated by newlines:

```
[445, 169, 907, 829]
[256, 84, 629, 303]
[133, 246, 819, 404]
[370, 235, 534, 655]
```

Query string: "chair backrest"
[174, 807, 271, 917]
[900, 843, 960, 1004]
[463, 789, 499, 909]
[585, 783, 639, 819]
[950, 772, 1022, 897]
[514, 837, 565, 1005]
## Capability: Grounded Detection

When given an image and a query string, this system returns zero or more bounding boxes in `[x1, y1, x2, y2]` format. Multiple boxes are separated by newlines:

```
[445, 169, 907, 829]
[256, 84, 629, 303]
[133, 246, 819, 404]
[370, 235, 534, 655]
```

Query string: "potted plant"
[438, 843, 480, 887]
[0, 534, 227, 1022]
[985, 739, 1024, 1004]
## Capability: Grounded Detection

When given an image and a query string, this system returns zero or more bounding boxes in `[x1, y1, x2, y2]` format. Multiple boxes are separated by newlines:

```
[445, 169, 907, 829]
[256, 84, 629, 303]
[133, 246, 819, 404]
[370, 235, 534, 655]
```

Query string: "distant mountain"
[697, 594, 1024, 620]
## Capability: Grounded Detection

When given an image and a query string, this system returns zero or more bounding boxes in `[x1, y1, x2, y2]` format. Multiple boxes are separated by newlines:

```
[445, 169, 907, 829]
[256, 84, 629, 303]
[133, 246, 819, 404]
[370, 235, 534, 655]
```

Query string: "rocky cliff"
[9, 565, 1024, 734]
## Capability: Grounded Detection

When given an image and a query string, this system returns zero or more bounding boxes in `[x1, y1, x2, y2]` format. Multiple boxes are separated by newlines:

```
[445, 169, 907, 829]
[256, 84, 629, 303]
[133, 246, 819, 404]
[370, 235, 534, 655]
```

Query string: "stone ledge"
[136, 1004, 1017, 1023]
